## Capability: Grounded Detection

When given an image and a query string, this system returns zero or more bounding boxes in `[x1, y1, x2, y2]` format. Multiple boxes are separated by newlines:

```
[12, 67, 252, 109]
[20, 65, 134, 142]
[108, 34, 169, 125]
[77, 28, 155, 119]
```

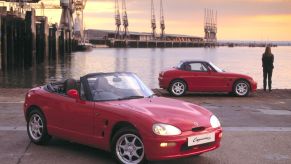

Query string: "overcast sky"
[38, 0, 291, 41]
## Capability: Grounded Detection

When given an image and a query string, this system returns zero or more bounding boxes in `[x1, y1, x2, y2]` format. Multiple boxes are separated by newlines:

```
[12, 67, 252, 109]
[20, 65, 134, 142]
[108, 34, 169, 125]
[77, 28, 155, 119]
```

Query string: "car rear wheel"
[169, 80, 187, 96]
[27, 109, 51, 145]
[112, 128, 145, 164]
[233, 80, 250, 97]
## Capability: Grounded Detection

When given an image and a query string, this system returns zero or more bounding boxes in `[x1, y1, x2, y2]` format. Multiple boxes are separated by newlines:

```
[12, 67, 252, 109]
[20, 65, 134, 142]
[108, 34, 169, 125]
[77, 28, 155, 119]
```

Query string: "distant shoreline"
[90, 44, 291, 48]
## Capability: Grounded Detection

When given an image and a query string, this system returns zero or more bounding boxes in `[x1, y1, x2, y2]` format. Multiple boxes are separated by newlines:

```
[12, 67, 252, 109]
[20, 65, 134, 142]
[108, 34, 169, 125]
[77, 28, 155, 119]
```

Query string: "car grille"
[180, 142, 215, 152]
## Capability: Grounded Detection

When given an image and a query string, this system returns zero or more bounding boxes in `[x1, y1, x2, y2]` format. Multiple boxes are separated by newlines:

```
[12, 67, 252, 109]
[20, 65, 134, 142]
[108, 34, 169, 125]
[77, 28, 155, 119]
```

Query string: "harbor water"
[1, 46, 291, 89]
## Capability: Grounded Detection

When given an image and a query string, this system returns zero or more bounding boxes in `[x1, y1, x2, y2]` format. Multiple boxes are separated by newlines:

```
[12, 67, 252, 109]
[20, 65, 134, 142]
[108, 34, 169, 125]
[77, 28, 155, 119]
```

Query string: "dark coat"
[262, 54, 274, 71]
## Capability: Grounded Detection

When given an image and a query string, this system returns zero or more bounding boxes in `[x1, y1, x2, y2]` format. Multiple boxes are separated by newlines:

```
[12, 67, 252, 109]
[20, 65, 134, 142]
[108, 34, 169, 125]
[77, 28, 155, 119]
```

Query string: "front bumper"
[158, 76, 170, 89]
[251, 81, 258, 92]
[158, 77, 165, 89]
[143, 127, 222, 161]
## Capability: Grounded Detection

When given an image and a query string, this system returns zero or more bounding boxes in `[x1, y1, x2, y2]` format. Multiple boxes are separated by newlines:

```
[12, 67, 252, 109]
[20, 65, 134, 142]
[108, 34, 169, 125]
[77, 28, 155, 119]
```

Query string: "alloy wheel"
[171, 81, 185, 96]
[28, 114, 44, 141]
[235, 82, 249, 96]
[115, 134, 144, 164]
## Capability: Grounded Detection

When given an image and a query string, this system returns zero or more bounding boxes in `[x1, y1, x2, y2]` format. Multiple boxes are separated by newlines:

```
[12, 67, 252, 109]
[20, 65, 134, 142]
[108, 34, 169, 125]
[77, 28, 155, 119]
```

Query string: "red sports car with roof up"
[159, 60, 257, 97]
[24, 72, 222, 164]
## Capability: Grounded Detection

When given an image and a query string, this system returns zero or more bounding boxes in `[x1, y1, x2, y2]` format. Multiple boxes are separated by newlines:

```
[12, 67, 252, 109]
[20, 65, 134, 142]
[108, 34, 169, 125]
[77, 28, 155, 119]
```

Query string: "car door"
[183, 62, 212, 92]
[42, 92, 66, 133]
[204, 63, 228, 92]
[62, 83, 95, 145]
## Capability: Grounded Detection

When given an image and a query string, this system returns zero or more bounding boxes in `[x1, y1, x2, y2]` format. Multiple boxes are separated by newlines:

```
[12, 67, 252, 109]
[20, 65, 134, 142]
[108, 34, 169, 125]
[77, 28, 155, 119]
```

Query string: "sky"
[31, 0, 291, 41]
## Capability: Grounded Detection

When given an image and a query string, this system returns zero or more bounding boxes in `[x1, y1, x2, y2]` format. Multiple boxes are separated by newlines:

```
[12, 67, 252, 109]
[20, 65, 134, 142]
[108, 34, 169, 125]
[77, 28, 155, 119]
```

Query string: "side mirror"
[67, 89, 80, 99]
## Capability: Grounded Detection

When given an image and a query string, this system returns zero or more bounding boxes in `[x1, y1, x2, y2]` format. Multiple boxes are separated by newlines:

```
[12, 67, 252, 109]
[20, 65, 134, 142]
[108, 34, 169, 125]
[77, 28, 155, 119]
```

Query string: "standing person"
[262, 46, 274, 92]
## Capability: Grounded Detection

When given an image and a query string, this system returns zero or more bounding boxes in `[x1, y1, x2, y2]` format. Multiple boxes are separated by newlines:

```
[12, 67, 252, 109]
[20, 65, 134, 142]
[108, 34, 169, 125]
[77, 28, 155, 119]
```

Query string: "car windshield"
[176, 61, 184, 69]
[209, 62, 224, 72]
[86, 73, 154, 101]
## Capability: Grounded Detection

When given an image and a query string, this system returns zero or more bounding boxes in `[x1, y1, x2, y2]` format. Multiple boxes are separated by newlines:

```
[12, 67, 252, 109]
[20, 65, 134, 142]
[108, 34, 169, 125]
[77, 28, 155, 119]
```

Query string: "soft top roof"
[180, 60, 210, 64]
[81, 72, 135, 79]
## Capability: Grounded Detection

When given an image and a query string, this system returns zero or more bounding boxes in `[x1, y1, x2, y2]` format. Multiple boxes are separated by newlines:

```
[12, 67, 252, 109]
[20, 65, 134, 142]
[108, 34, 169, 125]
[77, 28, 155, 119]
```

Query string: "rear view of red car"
[159, 60, 257, 97]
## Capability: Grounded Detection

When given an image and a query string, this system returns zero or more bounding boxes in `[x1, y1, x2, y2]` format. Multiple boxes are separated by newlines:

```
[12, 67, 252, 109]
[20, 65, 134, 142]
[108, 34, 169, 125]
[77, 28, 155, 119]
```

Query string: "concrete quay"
[0, 88, 291, 164]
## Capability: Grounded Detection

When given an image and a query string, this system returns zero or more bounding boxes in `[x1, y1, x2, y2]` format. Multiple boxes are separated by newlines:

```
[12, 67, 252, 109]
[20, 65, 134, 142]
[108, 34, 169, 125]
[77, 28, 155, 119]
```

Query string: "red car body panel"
[24, 85, 222, 161]
[143, 128, 222, 160]
[159, 65, 257, 93]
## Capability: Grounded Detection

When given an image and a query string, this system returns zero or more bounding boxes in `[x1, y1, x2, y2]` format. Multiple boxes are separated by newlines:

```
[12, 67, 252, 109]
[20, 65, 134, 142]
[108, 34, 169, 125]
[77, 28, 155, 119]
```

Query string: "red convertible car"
[159, 60, 257, 97]
[24, 72, 222, 163]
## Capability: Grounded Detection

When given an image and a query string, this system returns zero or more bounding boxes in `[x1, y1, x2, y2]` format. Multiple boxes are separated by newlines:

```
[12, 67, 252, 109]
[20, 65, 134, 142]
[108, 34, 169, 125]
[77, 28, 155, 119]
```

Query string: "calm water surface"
[1, 47, 291, 89]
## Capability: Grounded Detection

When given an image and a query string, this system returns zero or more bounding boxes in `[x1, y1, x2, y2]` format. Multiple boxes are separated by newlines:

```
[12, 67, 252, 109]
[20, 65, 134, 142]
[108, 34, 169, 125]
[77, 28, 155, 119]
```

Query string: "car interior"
[183, 62, 208, 72]
[45, 79, 80, 96]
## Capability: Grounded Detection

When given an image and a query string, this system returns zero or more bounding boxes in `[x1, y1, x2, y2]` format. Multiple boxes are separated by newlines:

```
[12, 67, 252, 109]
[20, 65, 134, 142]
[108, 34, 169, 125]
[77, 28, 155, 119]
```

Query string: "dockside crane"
[115, 0, 121, 39]
[59, 0, 74, 31]
[160, 0, 165, 39]
[151, 0, 156, 39]
[30, 2, 61, 16]
[204, 8, 217, 44]
[122, 0, 129, 39]
[73, 0, 88, 42]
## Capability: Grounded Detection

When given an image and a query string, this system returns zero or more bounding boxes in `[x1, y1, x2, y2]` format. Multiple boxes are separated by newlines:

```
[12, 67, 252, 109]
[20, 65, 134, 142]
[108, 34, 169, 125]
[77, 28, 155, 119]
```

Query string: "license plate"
[188, 132, 215, 147]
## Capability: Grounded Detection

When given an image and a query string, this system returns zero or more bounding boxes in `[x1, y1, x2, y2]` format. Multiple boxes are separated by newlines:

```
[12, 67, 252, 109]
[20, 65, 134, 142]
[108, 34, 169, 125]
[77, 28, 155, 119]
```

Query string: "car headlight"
[210, 115, 221, 128]
[153, 123, 181, 136]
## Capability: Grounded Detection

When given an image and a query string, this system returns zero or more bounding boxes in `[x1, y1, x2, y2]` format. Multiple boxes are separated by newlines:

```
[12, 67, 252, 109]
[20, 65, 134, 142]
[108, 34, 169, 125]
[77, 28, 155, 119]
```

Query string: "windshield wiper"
[118, 96, 145, 100]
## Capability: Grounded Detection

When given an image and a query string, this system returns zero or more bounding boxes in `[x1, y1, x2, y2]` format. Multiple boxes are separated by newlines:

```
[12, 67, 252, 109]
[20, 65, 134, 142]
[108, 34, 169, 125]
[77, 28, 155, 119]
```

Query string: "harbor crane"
[151, 0, 156, 39]
[204, 8, 217, 43]
[73, 0, 88, 42]
[115, 0, 121, 39]
[122, 0, 129, 39]
[30, 2, 61, 16]
[59, 0, 74, 31]
[59, 0, 87, 41]
[160, 0, 165, 39]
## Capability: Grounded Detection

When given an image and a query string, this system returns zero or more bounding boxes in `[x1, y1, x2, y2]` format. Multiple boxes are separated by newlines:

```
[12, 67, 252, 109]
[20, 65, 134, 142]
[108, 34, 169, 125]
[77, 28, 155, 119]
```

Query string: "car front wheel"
[112, 128, 145, 164]
[169, 80, 187, 96]
[27, 109, 51, 145]
[233, 80, 250, 97]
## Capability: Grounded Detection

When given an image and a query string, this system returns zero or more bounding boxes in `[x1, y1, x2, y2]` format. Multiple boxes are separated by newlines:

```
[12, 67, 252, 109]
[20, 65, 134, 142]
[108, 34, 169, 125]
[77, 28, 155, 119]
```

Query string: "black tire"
[233, 80, 250, 97]
[27, 109, 51, 145]
[111, 128, 146, 164]
[169, 80, 187, 96]
[228, 92, 235, 96]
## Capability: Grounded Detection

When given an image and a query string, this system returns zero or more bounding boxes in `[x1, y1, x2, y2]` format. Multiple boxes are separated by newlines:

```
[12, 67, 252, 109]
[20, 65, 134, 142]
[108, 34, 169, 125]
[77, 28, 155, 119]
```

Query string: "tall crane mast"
[122, 0, 129, 39]
[160, 0, 165, 39]
[204, 8, 217, 43]
[115, 0, 121, 39]
[151, 0, 156, 39]
[59, 0, 74, 31]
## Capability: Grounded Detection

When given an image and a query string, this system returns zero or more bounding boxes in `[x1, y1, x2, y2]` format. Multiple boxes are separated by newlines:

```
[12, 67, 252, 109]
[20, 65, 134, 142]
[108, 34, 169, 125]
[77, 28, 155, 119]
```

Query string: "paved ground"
[1, 88, 291, 164]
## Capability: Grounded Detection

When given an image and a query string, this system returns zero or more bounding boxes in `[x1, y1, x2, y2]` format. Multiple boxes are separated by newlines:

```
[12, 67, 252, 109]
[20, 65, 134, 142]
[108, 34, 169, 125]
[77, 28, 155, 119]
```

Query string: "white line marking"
[256, 109, 291, 115]
[1, 126, 291, 132]
[0, 101, 24, 104]
[0, 126, 26, 131]
[224, 127, 291, 132]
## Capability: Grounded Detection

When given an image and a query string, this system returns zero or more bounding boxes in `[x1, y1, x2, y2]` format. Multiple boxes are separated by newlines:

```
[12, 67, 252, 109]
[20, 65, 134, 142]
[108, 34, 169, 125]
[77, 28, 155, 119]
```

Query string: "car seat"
[64, 78, 77, 94]
[94, 77, 112, 92]
[185, 64, 191, 71]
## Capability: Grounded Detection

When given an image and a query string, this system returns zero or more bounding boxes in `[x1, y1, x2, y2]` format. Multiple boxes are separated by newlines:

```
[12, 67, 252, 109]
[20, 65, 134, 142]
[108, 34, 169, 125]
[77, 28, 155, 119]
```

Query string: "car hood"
[108, 97, 213, 132]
